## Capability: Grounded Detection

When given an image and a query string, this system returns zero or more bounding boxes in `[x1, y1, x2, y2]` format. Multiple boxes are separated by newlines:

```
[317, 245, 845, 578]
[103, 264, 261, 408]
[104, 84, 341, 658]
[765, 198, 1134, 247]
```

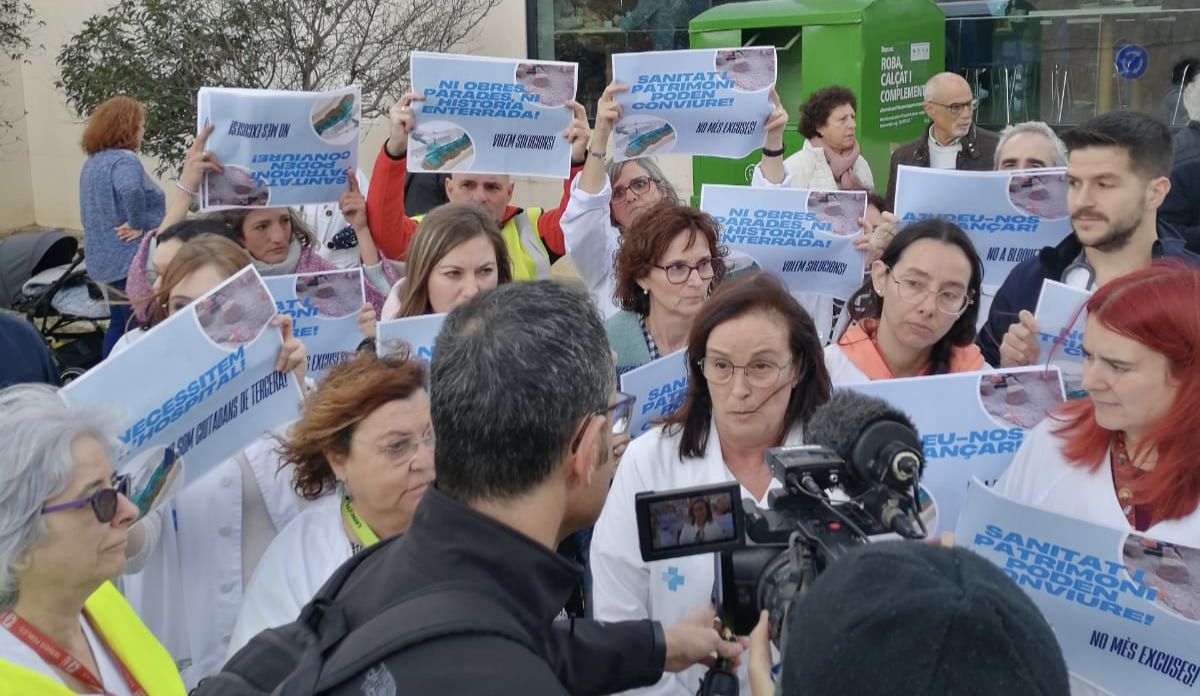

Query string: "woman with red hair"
[995, 262, 1200, 540]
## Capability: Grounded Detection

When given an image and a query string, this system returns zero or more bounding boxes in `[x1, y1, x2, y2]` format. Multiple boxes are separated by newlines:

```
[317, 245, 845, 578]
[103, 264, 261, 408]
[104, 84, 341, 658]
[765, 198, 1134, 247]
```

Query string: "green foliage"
[0, 0, 39, 136]
[56, 0, 500, 174]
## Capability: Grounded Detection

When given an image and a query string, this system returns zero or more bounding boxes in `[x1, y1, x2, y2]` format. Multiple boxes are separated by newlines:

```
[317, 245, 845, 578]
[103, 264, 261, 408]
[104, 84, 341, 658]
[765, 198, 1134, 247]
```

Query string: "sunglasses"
[42, 475, 132, 524]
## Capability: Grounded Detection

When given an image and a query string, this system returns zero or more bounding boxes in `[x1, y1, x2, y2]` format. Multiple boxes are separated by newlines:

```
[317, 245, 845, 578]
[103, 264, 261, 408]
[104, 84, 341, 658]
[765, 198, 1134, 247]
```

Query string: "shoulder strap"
[311, 581, 537, 692]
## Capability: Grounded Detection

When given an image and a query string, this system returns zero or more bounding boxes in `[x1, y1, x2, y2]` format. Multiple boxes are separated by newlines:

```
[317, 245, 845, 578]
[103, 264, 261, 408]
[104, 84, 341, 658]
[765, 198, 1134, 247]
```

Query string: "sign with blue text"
[619, 349, 688, 438]
[376, 312, 446, 364]
[701, 184, 866, 300]
[62, 267, 305, 489]
[1034, 279, 1091, 377]
[409, 52, 578, 177]
[611, 48, 775, 161]
[846, 366, 1064, 534]
[262, 269, 366, 381]
[197, 86, 360, 210]
[958, 480, 1200, 695]
[893, 166, 1072, 288]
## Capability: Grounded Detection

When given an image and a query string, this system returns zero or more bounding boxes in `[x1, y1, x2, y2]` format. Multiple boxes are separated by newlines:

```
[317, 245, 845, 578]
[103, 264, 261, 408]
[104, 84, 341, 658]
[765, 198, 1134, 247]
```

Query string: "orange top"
[837, 319, 986, 380]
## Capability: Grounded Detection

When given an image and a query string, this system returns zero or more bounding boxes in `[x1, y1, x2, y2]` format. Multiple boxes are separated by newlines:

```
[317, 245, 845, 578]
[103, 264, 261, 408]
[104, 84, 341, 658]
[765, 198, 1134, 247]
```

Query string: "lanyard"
[341, 496, 380, 548]
[0, 609, 147, 696]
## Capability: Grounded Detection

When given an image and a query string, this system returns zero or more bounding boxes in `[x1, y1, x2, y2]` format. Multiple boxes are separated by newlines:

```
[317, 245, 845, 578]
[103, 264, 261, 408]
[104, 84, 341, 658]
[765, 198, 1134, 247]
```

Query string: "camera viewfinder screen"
[649, 491, 737, 551]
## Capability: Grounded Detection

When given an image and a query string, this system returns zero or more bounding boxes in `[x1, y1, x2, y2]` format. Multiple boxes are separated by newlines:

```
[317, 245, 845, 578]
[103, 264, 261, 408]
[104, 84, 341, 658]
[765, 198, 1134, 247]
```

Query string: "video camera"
[634, 391, 929, 643]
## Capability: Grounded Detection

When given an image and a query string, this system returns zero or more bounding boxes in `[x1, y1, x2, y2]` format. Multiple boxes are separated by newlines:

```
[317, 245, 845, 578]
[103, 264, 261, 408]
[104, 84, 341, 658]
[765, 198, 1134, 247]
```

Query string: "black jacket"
[1160, 131, 1200, 253]
[977, 222, 1200, 367]
[325, 486, 667, 696]
[885, 122, 1001, 209]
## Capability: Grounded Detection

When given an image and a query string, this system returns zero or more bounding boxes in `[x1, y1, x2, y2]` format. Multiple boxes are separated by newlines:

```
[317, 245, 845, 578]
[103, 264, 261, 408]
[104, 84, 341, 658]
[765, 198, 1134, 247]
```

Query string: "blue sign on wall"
[1114, 44, 1149, 80]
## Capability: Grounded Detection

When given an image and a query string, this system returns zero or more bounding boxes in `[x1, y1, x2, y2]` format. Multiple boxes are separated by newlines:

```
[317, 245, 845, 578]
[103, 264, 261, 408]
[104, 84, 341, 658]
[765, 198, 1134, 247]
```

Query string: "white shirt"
[676, 521, 724, 545]
[0, 615, 135, 696]
[927, 133, 963, 170]
[994, 419, 1200, 695]
[591, 421, 801, 695]
[121, 434, 303, 689]
[227, 492, 352, 657]
[298, 169, 371, 269]
[560, 174, 623, 319]
[823, 342, 871, 385]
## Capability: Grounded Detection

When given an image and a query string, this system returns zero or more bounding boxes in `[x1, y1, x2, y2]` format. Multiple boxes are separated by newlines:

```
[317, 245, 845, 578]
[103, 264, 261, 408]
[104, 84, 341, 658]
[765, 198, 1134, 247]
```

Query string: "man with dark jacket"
[979, 111, 1199, 368]
[325, 281, 741, 695]
[1159, 86, 1200, 252]
[885, 72, 1000, 209]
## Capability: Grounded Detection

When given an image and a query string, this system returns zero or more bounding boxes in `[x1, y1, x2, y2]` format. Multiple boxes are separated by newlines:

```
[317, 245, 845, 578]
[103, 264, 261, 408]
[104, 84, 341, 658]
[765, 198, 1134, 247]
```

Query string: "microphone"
[804, 390, 925, 492]
[734, 381, 794, 416]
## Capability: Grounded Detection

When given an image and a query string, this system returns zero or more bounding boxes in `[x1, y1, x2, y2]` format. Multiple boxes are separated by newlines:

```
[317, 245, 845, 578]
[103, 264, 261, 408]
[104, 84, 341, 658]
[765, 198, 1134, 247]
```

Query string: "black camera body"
[634, 442, 925, 639]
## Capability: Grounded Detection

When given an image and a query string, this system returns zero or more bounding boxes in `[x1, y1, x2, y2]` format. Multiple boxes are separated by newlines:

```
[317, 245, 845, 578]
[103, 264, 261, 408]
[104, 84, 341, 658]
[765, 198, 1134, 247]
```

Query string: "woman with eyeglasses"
[825, 219, 987, 384]
[607, 202, 728, 375]
[592, 272, 832, 695]
[227, 351, 433, 655]
[560, 82, 683, 319]
[0, 384, 186, 695]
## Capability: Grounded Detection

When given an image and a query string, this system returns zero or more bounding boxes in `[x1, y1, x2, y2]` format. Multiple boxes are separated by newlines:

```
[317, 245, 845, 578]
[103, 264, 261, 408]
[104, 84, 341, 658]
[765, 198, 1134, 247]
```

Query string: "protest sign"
[376, 312, 446, 363]
[196, 86, 360, 210]
[611, 48, 774, 161]
[262, 269, 366, 381]
[62, 267, 305, 493]
[1034, 279, 1091, 367]
[619, 349, 688, 437]
[846, 366, 1064, 533]
[408, 52, 577, 177]
[701, 184, 866, 300]
[893, 166, 1072, 288]
[958, 481, 1200, 694]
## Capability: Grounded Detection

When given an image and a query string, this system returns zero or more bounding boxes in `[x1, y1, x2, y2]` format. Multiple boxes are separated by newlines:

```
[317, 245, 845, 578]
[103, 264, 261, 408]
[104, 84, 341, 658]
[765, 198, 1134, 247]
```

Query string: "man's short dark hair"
[430, 281, 613, 503]
[1061, 111, 1173, 179]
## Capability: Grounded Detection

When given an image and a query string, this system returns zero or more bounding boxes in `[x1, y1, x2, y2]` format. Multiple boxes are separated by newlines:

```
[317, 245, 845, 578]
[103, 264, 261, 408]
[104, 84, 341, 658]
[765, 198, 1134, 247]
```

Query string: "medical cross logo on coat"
[663, 566, 685, 591]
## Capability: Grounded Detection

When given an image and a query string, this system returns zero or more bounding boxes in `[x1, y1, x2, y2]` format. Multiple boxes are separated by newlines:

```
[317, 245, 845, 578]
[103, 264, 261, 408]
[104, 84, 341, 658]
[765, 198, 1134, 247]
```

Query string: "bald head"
[923, 72, 976, 144]
[445, 173, 515, 224]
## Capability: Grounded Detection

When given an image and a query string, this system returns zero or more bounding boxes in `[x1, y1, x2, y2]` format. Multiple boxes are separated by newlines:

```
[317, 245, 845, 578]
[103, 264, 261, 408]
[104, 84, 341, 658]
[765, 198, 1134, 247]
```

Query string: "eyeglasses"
[42, 475, 132, 524]
[885, 269, 972, 315]
[655, 258, 722, 285]
[571, 391, 638, 453]
[612, 176, 657, 204]
[699, 357, 792, 388]
[372, 428, 436, 466]
[926, 98, 980, 115]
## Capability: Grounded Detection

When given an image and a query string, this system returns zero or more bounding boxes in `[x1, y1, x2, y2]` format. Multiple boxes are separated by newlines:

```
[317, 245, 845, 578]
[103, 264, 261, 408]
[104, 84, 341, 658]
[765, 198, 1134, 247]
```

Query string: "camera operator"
[592, 272, 832, 695]
[746, 541, 1070, 696]
[317, 281, 741, 695]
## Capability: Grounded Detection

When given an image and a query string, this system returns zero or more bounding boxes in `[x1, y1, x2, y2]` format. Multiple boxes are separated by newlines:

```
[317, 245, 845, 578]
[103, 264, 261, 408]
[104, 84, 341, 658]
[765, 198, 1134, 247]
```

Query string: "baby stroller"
[0, 230, 109, 381]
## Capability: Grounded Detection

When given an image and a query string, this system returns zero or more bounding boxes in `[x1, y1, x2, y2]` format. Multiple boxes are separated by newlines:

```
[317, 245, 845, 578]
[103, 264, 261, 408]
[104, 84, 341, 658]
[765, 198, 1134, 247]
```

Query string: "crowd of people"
[0, 59, 1198, 696]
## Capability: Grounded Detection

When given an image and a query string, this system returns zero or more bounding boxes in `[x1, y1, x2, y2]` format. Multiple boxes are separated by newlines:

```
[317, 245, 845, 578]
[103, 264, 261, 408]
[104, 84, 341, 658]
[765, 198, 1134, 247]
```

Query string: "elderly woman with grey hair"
[561, 81, 684, 319]
[0, 384, 185, 695]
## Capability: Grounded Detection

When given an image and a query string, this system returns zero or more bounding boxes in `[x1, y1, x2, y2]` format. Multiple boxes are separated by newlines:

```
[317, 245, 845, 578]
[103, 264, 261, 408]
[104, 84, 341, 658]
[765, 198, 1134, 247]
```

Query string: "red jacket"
[365, 144, 580, 261]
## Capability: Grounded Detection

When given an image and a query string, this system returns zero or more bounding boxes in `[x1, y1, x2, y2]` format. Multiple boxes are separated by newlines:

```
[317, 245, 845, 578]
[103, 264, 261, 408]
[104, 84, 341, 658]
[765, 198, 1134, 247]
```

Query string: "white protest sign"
[1034, 279, 1091, 367]
[376, 312, 446, 363]
[197, 86, 360, 210]
[619, 349, 688, 438]
[63, 267, 304, 489]
[958, 480, 1200, 695]
[701, 184, 866, 300]
[893, 166, 1072, 289]
[846, 366, 1064, 534]
[262, 269, 366, 381]
[409, 52, 577, 177]
[611, 48, 774, 161]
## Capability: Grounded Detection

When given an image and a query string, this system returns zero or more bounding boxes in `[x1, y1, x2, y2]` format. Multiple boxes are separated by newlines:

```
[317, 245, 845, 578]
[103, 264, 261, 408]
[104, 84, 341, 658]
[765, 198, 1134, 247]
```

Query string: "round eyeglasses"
[655, 258, 722, 285]
[699, 357, 791, 388]
[885, 269, 972, 316]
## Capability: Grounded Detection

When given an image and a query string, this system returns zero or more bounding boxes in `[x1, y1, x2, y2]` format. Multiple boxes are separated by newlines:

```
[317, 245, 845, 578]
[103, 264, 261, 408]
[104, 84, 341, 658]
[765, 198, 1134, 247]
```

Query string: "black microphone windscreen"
[804, 389, 918, 463]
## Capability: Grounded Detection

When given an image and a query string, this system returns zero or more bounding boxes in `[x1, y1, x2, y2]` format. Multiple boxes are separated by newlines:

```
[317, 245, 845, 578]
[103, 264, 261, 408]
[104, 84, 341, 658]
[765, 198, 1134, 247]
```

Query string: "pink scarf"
[809, 136, 864, 190]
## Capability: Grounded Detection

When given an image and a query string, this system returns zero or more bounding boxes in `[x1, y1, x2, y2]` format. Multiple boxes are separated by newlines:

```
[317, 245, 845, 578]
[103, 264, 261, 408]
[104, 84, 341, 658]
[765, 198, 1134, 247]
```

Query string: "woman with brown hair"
[607, 201, 730, 375]
[377, 202, 513, 319]
[228, 351, 433, 654]
[79, 95, 165, 355]
[592, 271, 832, 694]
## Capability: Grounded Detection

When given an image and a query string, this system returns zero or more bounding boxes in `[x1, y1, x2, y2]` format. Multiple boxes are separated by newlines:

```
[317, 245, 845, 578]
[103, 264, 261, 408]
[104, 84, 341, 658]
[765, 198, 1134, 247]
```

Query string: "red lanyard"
[0, 609, 147, 696]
